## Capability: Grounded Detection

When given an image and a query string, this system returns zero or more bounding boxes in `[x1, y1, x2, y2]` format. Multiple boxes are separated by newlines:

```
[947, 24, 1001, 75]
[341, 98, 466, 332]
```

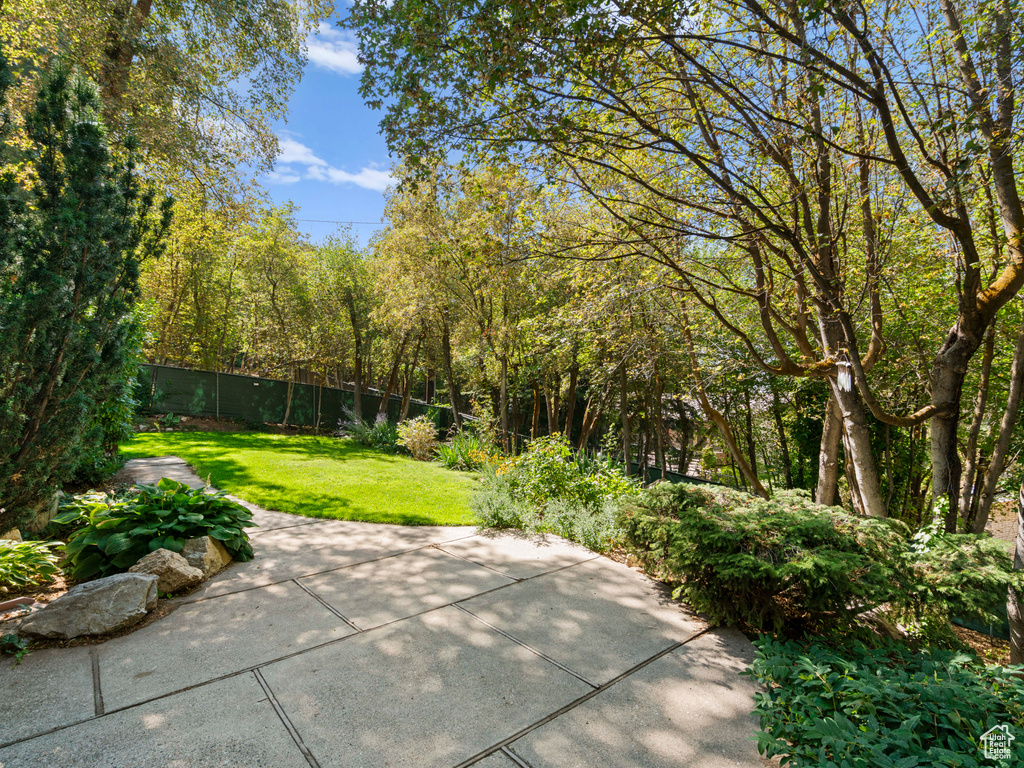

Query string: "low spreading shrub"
[617, 483, 1024, 640]
[336, 408, 400, 453]
[397, 415, 438, 460]
[0, 540, 64, 591]
[748, 635, 1024, 767]
[472, 435, 639, 551]
[56, 478, 255, 580]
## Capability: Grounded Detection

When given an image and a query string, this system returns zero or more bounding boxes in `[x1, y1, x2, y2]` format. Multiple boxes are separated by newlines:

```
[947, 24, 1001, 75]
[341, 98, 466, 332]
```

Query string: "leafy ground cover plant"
[473, 435, 639, 551]
[56, 479, 255, 580]
[0, 540, 64, 591]
[747, 635, 1024, 767]
[0, 633, 30, 663]
[617, 483, 1023, 640]
[397, 415, 438, 460]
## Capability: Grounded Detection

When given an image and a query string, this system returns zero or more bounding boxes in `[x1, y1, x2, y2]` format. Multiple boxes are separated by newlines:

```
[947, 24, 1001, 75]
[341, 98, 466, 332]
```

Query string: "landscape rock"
[25, 491, 62, 533]
[0, 528, 22, 542]
[129, 548, 204, 593]
[182, 536, 232, 578]
[19, 573, 158, 640]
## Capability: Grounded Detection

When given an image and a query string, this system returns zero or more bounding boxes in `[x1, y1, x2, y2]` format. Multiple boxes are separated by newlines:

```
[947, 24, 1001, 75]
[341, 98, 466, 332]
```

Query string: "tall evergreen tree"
[0, 52, 171, 532]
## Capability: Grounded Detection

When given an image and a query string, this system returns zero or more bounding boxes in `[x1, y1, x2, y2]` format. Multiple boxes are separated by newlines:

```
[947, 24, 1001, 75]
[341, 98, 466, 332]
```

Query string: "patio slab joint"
[89, 647, 104, 717]
[254, 668, 322, 768]
[451, 627, 712, 768]
[452, 603, 599, 689]
[291, 578, 363, 632]
[501, 745, 536, 768]
[432, 543, 527, 582]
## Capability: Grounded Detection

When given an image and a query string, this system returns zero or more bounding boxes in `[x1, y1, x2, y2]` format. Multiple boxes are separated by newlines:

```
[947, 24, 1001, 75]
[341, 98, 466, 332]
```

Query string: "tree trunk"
[680, 304, 767, 496]
[440, 314, 462, 431]
[531, 380, 541, 439]
[842, 427, 867, 516]
[578, 395, 597, 451]
[816, 395, 843, 505]
[654, 371, 666, 479]
[499, 354, 509, 451]
[932, 335, 978, 531]
[619, 363, 632, 472]
[352, 351, 364, 421]
[975, 322, 1024, 532]
[377, 330, 411, 418]
[959, 327, 996, 524]
[833, 378, 887, 517]
[1008, 475, 1024, 664]
[399, 334, 423, 421]
[564, 363, 579, 438]
[676, 402, 693, 474]
[771, 387, 793, 488]
[282, 374, 294, 427]
[743, 388, 759, 482]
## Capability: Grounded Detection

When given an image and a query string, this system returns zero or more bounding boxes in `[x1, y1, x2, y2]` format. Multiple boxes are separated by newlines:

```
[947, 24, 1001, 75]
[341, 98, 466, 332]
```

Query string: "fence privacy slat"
[136, 364, 455, 431]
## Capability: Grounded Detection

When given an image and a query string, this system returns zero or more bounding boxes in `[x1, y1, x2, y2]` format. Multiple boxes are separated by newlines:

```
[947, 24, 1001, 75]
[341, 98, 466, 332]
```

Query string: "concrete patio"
[0, 457, 769, 768]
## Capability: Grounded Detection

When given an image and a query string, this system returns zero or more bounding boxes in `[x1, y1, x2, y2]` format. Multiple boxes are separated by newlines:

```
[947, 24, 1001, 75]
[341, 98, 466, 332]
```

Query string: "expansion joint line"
[291, 578, 363, 632]
[501, 745, 536, 767]
[254, 669, 322, 768]
[453, 627, 713, 768]
[89, 647, 105, 717]
[452, 603, 599, 689]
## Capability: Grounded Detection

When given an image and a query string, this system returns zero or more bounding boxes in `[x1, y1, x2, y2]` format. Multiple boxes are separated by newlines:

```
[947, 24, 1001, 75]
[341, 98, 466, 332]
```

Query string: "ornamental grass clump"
[435, 431, 495, 471]
[397, 415, 438, 460]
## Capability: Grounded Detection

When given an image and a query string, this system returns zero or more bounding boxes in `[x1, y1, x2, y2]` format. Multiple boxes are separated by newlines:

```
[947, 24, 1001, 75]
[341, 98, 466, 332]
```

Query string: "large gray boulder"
[182, 536, 232, 578]
[129, 548, 204, 593]
[19, 573, 158, 640]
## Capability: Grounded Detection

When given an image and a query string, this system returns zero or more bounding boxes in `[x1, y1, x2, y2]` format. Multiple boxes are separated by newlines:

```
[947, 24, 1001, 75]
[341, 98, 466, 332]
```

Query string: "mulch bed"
[954, 624, 1012, 666]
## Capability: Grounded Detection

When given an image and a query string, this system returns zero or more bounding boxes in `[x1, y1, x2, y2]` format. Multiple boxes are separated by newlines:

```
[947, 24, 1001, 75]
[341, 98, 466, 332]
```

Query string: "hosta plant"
[0, 540, 64, 591]
[56, 479, 255, 580]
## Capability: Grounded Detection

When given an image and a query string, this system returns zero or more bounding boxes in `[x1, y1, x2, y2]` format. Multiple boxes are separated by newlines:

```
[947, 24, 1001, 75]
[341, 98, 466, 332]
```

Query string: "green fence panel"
[137, 364, 453, 430]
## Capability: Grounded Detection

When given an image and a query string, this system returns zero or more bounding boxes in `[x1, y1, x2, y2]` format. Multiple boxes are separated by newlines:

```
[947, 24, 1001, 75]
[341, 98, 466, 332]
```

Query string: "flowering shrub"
[397, 416, 438, 460]
[496, 435, 638, 509]
[473, 435, 639, 551]
[436, 431, 497, 470]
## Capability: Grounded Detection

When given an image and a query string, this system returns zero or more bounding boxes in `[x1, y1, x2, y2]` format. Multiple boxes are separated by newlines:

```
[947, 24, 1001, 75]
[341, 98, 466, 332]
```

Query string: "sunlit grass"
[121, 431, 477, 526]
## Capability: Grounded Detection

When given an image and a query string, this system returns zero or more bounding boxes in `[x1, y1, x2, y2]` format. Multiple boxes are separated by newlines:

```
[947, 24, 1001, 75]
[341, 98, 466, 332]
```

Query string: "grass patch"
[120, 431, 477, 526]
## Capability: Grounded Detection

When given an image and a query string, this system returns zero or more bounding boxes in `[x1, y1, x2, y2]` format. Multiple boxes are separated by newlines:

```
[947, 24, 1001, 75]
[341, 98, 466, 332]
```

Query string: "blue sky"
[263, 12, 392, 245]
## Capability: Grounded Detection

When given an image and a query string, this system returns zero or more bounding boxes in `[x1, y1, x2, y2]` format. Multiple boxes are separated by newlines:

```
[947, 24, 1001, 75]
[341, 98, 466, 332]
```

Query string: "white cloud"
[278, 137, 328, 167]
[306, 23, 362, 76]
[269, 137, 393, 193]
[265, 169, 301, 184]
[324, 166, 392, 192]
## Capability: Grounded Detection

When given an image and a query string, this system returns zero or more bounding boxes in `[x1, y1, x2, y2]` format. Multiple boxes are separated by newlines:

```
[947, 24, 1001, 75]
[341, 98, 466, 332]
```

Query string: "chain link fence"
[136, 364, 457, 432]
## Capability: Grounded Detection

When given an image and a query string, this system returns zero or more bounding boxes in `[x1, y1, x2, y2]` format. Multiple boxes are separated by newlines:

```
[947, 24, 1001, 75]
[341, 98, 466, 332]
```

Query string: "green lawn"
[120, 431, 477, 526]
